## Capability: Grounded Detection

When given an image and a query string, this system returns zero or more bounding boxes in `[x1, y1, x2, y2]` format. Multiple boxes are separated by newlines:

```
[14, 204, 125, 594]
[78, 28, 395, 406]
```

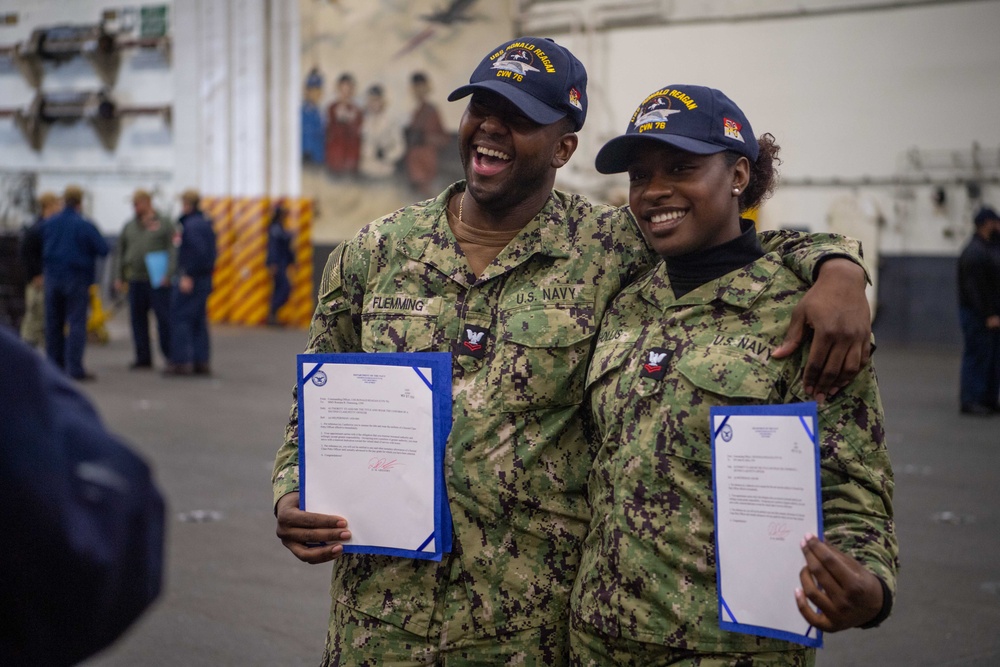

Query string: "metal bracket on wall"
[0, 23, 171, 89]
[0, 90, 171, 152]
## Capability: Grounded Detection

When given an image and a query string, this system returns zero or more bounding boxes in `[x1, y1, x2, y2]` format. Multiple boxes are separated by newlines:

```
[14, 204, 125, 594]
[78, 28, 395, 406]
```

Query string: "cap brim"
[448, 81, 568, 127]
[595, 134, 726, 174]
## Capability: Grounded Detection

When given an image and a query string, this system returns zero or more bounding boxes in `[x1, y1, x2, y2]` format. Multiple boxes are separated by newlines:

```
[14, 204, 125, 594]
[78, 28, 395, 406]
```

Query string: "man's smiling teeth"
[650, 211, 685, 224]
[477, 146, 510, 161]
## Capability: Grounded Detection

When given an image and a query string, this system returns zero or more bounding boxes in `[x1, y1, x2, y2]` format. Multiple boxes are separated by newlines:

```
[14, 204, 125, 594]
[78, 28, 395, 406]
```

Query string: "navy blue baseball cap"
[595, 84, 758, 174]
[448, 37, 587, 130]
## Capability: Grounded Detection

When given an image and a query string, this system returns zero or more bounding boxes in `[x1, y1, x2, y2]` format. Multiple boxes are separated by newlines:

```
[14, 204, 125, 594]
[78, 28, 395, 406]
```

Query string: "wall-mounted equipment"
[0, 90, 170, 151]
[21, 24, 119, 87]
[0, 20, 171, 88]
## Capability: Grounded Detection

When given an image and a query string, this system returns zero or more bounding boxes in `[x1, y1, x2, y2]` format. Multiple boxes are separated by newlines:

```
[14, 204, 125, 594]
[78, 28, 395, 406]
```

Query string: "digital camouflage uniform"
[271, 183, 865, 665]
[572, 244, 897, 666]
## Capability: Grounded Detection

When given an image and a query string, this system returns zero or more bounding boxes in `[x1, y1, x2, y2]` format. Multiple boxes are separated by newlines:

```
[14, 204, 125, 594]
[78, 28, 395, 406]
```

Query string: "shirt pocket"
[666, 346, 778, 462]
[675, 345, 777, 401]
[585, 341, 634, 391]
[499, 305, 595, 412]
[360, 314, 437, 352]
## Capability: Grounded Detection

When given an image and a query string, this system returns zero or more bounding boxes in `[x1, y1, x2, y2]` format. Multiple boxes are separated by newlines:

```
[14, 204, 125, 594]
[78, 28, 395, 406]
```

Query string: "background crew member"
[41, 185, 108, 381]
[165, 189, 217, 376]
[115, 189, 176, 370]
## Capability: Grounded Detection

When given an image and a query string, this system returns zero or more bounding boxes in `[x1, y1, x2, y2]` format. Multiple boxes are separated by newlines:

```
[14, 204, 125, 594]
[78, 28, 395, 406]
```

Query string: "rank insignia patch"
[459, 324, 490, 359]
[639, 347, 673, 380]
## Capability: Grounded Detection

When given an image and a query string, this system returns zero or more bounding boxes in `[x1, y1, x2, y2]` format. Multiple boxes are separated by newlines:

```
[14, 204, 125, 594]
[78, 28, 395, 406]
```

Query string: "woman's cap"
[448, 37, 587, 130]
[595, 84, 757, 174]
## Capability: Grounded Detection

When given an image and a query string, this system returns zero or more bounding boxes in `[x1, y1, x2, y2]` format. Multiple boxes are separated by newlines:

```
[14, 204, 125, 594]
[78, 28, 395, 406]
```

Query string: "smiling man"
[272, 37, 875, 666]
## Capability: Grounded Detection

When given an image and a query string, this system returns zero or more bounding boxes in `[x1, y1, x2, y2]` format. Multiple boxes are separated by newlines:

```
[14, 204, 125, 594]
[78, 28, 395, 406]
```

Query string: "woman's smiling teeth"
[650, 210, 686, 224]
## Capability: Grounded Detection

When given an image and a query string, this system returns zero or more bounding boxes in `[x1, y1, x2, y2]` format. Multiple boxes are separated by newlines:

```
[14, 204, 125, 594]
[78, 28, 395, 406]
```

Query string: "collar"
[398, 182, 573, 284]
[640, 251, 785, 313]
[666, 219, 764, 298]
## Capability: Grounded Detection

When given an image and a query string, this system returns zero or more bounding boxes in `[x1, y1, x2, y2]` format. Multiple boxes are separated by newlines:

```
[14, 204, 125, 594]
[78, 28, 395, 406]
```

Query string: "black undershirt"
[666, 218, 765, 298]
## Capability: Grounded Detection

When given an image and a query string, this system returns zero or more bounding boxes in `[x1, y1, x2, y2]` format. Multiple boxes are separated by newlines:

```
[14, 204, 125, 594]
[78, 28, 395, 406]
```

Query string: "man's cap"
[974, 206, 1000, 226]
[132, 188, 152, 202]
[448, 37, 587, 131]
[180, 188, 200, 204]
[595, 84, 758, 174]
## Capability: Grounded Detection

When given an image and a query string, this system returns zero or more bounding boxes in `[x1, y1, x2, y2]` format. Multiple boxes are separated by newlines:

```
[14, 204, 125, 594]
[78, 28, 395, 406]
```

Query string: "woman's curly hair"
[725, 132, 781, 213]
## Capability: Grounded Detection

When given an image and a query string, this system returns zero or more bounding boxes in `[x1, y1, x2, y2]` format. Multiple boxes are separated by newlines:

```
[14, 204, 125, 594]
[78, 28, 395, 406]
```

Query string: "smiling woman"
[595, 86, 767, 261]
[625, 146, 747, 257]
[569, 84, 898, 667]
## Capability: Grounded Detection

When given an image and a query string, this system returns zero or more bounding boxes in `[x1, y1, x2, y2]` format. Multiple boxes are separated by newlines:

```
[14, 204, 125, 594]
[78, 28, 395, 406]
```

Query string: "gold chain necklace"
[458, 191, 465, 225]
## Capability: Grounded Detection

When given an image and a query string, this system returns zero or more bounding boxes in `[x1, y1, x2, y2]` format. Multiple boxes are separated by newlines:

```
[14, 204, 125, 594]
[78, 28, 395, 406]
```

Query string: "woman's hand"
[795, 533, 884, 632]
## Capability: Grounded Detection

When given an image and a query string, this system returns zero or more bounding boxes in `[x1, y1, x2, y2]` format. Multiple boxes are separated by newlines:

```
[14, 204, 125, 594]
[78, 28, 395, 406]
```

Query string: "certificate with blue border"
[297, 352, 453, 561]
[711, 402, 823, 648]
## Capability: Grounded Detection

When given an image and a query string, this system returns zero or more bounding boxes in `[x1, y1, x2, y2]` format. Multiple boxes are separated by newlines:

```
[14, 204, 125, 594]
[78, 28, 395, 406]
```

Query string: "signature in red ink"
[368, 457, 400, 472]
[767, 522, 791, 540]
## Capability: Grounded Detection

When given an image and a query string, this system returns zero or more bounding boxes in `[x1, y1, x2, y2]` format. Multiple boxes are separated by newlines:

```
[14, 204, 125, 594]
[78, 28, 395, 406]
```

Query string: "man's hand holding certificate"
[275, 493, 351, 564]
[293, 352, 452, 561]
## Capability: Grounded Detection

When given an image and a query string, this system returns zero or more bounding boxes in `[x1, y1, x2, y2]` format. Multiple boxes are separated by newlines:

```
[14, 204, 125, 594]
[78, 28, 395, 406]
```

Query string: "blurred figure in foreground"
[0, 327, 165, 666]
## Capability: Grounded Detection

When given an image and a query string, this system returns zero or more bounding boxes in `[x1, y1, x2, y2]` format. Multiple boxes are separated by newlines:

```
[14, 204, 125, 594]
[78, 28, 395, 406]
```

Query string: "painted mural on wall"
[299, 0, 513, 244]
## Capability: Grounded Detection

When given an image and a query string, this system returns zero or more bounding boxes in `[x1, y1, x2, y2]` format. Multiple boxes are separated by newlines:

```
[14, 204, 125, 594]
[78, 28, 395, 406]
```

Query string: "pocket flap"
[675, 346, 775, 400]
[502, 306, 595, 348]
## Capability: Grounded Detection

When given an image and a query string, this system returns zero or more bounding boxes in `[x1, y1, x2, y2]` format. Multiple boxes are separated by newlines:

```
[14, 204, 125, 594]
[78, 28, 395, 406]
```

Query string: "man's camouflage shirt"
[272, 182, 866, 638]
[573, 246, 898, 653]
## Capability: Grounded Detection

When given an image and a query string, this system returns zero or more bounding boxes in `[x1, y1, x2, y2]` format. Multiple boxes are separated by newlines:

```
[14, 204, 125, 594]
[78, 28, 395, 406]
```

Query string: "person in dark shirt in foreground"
[0, 327, 165, 666]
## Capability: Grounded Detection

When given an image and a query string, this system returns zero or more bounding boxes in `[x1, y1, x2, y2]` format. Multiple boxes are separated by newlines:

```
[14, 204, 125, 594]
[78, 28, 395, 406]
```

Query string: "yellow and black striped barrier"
[281, 198, 315, 328]
[201, 196, 314, 328]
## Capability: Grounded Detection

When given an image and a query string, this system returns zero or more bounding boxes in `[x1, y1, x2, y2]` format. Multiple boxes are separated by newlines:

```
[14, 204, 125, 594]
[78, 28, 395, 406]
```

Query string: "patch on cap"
[492, 47, 542, 77]
[723, 117, 746, 144]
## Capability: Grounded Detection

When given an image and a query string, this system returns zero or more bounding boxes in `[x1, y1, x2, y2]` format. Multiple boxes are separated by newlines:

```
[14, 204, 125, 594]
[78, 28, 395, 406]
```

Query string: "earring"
[732, 187, 741, 195]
